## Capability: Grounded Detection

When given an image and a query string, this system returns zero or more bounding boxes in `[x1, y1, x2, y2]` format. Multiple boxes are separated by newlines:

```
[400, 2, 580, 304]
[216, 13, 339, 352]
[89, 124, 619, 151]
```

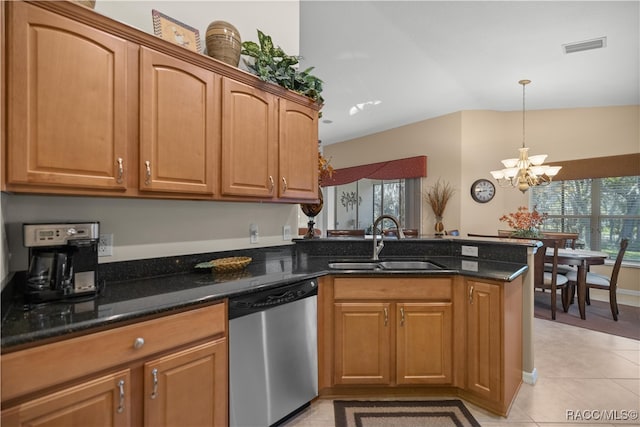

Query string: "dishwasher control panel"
[228, 279, 317, 319]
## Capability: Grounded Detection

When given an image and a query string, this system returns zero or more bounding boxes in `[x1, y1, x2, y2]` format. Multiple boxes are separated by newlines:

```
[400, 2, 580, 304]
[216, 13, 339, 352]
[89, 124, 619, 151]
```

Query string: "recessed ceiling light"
[322, 119, 333, 124]
[562, 37, 607, 54]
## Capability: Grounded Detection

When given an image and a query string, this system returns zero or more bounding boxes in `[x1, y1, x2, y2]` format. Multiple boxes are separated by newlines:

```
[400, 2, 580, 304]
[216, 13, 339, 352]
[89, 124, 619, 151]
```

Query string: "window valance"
[320, 155, 427, 187]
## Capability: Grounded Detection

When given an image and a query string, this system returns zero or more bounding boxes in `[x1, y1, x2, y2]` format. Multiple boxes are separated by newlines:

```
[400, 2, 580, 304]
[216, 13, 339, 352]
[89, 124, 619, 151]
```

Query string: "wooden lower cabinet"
[1, 303, 228, 427]
[320, 275, 522, 417]
[144, 339, 227, 427]
[331, 278, 454, 387]
[396, 302, 453, 385]
[462, 278, 523, 415]
[334, 302, 392, 385]
[1, 370, 131, 427]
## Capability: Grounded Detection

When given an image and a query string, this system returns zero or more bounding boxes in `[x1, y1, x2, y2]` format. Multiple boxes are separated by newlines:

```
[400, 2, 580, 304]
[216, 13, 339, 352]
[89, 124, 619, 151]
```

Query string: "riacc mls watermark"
[567, 409, 638, 422]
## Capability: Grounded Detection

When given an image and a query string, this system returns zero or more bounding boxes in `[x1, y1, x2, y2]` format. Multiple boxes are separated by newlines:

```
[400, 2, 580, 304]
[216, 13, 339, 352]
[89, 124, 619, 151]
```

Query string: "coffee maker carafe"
[23, 222, 100, 303]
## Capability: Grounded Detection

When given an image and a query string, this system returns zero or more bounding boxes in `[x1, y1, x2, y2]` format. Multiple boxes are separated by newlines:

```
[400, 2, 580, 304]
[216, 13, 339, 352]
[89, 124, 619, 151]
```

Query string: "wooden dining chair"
[326, 229, 365, 237]
[383, 228, 418, 238]
[536, 238, 571, 320]
[565, 238, 629, 321]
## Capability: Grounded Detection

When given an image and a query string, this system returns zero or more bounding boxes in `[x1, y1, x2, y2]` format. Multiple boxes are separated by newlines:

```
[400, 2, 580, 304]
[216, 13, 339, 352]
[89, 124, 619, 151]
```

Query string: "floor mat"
[334, 400, 481, 427]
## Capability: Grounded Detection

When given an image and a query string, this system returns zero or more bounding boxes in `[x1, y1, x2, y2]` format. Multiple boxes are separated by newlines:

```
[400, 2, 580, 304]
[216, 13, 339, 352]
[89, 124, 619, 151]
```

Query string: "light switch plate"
[283, 225, 291, 240]
[461, 245, 478, 257]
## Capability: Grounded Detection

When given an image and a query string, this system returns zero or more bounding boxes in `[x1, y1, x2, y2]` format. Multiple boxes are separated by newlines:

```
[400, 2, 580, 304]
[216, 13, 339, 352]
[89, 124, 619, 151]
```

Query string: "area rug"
[334, 400, 481, 427]
[534, 290, 640, 340]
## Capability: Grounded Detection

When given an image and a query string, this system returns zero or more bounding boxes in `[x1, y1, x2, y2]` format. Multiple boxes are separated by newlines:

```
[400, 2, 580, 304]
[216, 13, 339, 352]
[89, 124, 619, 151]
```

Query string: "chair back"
[609, 238, 629, 289]
[383, 228, 418, 238]
[467, 233, 501, 238]
[326, 229, 365, 237]
[541, 231, 579, 249]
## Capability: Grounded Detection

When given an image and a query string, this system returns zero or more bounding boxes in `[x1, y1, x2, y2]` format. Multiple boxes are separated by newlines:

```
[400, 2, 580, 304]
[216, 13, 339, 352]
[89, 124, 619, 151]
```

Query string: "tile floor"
[283, 310, 640, 426]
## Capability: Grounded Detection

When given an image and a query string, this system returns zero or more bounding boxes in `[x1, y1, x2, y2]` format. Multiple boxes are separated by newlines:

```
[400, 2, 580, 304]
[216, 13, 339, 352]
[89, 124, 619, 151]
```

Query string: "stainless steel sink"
[328, 260, 444, 271]
[327, 262, 381, 270]
[378, 260, 442, 270]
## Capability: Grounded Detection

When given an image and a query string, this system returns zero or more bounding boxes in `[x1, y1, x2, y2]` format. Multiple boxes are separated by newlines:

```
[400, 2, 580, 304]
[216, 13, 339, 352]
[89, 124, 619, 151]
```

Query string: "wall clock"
[470, 179, 496, 203]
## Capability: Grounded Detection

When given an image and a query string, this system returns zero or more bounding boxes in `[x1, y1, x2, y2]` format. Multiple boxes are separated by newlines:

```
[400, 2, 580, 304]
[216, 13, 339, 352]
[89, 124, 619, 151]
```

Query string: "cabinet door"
[139, 47, 218, 195]
[221, 78, 277, 197]
[466, 280, 501, 401]
[144, 338, 227, 427]
[396, 302, 453, 384]
[6, 2, 129, 191]
[278, 99, 319, 200]
[334, 302, 391, 385]
[1, 369, 131, 427]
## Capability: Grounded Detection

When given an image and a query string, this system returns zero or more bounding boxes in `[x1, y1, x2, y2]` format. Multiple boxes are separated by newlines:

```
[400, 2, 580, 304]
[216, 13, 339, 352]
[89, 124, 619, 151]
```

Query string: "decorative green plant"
[241, 30, 324, 105]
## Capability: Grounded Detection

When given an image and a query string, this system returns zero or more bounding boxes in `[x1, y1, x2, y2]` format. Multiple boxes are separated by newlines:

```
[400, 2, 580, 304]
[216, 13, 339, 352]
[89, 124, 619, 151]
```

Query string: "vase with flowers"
[499, 206, 548, 238]
[424, 179, 455, 235]
[300, 152, 334, 238]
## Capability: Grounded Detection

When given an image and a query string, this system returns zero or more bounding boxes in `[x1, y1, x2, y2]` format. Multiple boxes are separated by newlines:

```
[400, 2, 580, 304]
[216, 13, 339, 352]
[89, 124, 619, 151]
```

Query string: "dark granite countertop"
[1, 238, 532, 351]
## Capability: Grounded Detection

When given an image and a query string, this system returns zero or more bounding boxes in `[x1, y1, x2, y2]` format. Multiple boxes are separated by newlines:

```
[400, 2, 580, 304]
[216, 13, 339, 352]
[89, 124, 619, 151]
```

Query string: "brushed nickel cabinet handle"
[268, 175, 275, 192]
[383, 307, 388, 326]
[133, 337, 144, 349]
[469, 285, 474, 304]
[400, 307, 405, 326]
[116, 158, 124, 184]
[151, 368, 158, 399]
[281, 176, 288, 192]
[144, 161, 151, 185]
[117, 379, 125, 413]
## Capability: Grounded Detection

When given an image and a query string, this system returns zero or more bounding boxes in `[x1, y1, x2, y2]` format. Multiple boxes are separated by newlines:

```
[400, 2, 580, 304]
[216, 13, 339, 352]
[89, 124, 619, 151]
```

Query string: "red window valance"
[320, 155, 427, 187]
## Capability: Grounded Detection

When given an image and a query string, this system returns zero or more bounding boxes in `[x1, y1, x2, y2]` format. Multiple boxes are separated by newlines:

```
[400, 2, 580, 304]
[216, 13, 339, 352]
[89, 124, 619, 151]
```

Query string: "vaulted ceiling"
[299, 1, 640, 145]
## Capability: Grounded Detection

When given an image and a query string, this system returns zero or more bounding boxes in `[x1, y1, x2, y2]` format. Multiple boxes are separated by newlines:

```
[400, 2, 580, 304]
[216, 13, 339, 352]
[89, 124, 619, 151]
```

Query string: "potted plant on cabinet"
[241, 30, 324, 105]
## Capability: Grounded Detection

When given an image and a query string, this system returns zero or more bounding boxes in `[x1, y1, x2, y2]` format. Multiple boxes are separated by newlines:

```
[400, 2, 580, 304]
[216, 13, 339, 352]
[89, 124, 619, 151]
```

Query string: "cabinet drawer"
[334, 277, 452, 300]
[1, 303, 226, 402]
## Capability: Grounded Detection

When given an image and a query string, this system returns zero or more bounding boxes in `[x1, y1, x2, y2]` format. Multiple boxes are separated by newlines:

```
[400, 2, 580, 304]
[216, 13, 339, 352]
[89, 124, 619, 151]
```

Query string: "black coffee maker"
[23, 222, 100, 303]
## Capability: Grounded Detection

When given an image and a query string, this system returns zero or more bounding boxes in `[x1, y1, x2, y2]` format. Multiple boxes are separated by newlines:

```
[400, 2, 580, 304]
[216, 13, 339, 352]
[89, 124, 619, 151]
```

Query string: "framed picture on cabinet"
[152, 10, 202, 53]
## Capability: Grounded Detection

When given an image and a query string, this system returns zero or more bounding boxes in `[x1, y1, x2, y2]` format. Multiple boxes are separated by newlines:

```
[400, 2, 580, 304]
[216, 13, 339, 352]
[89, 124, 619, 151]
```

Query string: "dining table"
[545, 247, 609, 320]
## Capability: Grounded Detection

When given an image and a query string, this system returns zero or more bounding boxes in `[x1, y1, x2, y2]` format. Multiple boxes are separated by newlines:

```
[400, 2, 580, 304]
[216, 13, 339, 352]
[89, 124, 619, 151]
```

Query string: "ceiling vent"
[562, 37, 607, 54]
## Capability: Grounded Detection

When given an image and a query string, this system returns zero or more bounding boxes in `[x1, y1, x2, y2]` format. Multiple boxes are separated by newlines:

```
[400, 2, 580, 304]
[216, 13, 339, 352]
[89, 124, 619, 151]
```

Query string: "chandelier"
[490, 79, 561, 193]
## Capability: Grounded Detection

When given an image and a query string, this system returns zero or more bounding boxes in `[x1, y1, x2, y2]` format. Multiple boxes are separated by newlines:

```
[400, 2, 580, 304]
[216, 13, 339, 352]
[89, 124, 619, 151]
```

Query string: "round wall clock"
[470, 179, 496, 203]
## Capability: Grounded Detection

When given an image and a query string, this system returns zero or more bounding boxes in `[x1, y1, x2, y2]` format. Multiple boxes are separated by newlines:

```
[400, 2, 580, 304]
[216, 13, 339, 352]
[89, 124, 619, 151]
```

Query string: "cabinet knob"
[133, 337, 145, 349]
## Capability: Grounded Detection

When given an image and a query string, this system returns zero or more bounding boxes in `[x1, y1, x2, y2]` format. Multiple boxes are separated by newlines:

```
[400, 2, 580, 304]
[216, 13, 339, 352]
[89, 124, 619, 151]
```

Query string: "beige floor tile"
[612, 378, 640, 396]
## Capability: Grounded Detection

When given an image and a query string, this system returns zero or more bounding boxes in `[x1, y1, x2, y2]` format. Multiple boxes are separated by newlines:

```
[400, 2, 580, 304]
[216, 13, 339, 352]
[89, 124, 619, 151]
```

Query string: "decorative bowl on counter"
[195, 256, 252, 273]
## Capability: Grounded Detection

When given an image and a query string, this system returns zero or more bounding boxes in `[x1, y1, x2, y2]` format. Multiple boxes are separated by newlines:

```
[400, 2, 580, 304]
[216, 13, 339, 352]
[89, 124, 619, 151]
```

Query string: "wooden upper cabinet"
[220, 77, 277, 198]
[6, 1, 130, 191]
[139, 47, 219, 195]
[278, 99, 319, 200]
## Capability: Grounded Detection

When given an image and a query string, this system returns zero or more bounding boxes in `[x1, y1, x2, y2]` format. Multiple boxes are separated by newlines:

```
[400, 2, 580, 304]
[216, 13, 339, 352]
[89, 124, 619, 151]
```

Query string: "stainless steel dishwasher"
[228, 279, 318, 427]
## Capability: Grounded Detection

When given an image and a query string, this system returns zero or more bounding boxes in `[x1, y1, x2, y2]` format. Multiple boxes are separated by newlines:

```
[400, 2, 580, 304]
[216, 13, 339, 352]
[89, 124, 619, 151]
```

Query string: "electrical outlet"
[461, 245, 478, 257]
[98, 234, 113, 257]
[250, 223, 259, 244]
[283, 225, 291, 241]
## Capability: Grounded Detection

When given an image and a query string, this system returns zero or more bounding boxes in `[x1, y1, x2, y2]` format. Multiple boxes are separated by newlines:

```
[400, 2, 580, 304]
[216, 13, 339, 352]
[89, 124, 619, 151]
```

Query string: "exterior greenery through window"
[531, 176, 639, 262]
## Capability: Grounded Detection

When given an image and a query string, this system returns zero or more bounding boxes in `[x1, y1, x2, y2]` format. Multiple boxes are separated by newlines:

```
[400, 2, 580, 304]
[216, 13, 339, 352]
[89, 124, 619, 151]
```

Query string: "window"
[531, 176, 639, 262]
[331, 178, 420, 234]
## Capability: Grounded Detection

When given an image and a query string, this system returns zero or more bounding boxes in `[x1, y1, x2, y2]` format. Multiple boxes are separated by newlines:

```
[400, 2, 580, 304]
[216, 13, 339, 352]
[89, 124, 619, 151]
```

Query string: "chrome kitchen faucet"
[372, 215, 404, 260]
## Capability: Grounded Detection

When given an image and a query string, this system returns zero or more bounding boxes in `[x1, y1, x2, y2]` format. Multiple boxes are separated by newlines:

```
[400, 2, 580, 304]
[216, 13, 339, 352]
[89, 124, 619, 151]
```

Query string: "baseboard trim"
[522, 368, 538, 385]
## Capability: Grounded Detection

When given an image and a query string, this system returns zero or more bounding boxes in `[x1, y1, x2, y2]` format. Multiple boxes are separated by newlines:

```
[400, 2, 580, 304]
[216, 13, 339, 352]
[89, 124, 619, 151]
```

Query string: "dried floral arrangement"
[499, 206, 548, 238]
[424, 179, 455, 217]
[318, 152, 334, 184]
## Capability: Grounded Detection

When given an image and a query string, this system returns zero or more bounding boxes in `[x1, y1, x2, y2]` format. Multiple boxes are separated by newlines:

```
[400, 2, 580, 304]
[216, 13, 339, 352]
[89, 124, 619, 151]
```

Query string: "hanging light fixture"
[490, 79, 561, 193]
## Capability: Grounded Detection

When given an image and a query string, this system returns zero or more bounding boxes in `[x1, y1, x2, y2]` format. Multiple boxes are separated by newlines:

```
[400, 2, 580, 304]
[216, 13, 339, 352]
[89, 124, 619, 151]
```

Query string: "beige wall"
[324, 105, 640, 293]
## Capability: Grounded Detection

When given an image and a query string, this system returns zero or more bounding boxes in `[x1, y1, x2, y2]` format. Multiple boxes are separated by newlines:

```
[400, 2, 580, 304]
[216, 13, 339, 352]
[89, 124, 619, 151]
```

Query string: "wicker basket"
[195, 256, 252, 273]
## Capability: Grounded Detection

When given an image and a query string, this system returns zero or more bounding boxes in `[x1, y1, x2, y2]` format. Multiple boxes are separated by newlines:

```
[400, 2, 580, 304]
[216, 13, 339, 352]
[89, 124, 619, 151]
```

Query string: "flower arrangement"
[499, 206, 548, 238]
